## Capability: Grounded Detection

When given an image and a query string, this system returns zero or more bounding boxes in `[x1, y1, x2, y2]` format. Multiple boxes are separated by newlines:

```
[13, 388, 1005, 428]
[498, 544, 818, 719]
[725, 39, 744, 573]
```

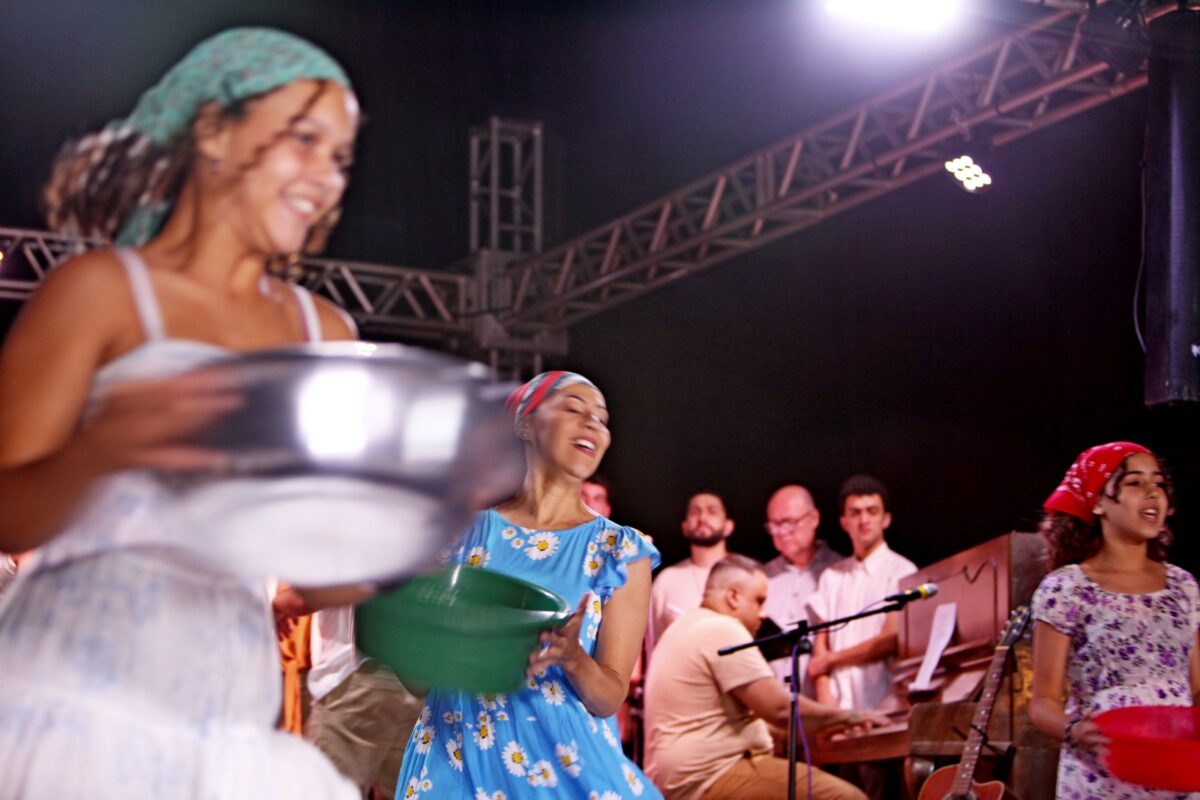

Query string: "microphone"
[884, 583, 938, 604]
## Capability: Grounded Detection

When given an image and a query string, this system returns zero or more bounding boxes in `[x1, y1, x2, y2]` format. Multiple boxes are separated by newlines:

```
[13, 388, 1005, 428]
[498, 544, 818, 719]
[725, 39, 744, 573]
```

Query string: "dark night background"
[1, 0, 1196, 576]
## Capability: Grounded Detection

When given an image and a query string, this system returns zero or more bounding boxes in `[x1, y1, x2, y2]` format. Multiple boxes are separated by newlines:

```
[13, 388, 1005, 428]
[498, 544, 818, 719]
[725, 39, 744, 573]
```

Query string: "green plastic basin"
[355, 564, 572, 693]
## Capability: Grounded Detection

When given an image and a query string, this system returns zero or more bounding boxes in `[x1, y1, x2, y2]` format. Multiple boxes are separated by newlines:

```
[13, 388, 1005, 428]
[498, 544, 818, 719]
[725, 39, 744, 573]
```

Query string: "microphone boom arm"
[718, 600, 905, 657]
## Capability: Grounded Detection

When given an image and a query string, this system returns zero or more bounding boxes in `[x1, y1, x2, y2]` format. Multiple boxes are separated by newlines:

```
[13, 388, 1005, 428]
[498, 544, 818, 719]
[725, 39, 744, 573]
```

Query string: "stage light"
[825, 0, 961, 32]
[944, 154, 993, 193]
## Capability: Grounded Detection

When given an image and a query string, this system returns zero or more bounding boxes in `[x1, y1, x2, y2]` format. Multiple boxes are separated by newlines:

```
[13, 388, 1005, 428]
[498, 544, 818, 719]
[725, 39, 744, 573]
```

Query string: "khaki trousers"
[305, 660, 424, 800]
[702, 753, 868, 800]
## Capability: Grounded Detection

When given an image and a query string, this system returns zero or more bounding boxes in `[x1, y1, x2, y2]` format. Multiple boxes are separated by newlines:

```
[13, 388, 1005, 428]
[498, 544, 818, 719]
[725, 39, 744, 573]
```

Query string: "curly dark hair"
[1041, 458, 1175, 570]
[42, 80, 346, 272]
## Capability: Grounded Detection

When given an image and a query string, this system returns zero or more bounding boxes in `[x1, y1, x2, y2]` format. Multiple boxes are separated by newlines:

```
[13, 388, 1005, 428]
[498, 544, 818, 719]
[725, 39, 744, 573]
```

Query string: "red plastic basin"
[1094, 706, 1200, 792]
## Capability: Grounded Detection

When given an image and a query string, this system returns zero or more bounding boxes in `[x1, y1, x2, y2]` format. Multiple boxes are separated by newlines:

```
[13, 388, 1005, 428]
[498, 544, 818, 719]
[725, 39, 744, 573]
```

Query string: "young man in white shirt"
[806, 475, 916, 799]
[807, 475, 916, 710]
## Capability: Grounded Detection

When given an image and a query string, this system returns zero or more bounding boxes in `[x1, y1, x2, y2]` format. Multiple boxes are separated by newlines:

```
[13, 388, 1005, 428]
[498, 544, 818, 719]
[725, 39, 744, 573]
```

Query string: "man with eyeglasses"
[761, 485, 843, 695]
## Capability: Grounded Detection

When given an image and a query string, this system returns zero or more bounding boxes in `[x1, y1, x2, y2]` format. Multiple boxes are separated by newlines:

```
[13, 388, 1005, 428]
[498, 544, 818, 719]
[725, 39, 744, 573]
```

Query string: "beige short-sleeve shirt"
[643, 607, 776, 800]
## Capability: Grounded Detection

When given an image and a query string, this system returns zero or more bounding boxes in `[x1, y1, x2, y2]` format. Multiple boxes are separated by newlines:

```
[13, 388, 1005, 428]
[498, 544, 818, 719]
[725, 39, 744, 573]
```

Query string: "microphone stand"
[718, 600, 905, 800]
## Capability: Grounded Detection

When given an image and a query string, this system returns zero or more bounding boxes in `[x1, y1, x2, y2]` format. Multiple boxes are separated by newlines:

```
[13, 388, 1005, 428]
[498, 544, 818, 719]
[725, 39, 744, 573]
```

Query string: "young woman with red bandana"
[1029, 442, 1200, 799]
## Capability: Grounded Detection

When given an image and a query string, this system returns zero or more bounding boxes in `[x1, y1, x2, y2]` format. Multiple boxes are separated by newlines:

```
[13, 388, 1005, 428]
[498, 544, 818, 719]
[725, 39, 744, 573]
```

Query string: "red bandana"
[505, 371, 597, 432]
[1043, 441, 1152, 523]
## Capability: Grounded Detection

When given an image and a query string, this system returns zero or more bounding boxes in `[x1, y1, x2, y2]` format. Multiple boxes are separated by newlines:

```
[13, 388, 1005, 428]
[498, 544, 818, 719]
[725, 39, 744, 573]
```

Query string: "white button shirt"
[807, 542, 916, 710]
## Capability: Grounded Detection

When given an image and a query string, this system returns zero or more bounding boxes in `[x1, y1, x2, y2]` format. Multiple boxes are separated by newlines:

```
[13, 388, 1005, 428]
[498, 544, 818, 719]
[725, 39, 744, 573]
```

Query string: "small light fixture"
[944, 154, 993, 193]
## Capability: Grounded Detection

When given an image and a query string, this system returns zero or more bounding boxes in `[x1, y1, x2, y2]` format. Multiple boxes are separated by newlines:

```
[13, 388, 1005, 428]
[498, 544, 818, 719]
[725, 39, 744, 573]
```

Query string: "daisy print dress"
[1032, 563, 1200, 800]
[395, 508, 662, 799]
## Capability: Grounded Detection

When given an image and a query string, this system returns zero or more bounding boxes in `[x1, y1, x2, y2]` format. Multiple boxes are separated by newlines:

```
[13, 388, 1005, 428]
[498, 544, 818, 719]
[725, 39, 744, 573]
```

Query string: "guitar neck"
[949, 643, 1010, 796]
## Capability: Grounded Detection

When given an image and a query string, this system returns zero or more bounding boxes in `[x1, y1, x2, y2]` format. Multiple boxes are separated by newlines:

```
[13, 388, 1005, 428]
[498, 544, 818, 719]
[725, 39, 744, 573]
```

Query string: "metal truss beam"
[0, 229, 97, 301]
[1, 2, 1172, 369]
[497, 2, 1171, 334]
[0, 226, 473, 342]
[293, 255, 472, 341]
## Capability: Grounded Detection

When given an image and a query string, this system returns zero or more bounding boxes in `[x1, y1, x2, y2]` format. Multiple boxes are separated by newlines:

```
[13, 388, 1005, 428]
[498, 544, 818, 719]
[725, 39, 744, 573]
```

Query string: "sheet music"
[909, 601, 956, 691]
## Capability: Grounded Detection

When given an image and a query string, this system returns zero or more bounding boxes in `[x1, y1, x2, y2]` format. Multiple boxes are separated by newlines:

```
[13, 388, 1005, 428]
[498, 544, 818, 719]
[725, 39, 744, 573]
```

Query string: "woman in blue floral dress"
[396, 371, 663, 799]
[1029, 441, 1200, 799]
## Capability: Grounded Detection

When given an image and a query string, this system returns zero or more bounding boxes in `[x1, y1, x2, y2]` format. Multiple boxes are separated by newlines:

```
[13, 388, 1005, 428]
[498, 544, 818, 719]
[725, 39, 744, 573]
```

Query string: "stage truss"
[0, 1, 1172, 373]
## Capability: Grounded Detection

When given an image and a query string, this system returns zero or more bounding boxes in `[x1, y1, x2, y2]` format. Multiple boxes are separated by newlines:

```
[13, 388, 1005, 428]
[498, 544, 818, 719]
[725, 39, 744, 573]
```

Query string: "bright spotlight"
[825, 0, 961, 32]
[944, 154, 993, 194]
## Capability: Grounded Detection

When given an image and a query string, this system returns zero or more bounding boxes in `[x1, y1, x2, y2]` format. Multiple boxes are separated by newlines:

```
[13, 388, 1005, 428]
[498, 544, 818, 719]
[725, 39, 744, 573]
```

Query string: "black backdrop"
[1, 0, 1195, 575]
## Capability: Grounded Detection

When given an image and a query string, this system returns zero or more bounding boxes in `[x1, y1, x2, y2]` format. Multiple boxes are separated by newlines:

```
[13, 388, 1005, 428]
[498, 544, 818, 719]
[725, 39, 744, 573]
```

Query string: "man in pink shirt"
[645, 491, 736, 659]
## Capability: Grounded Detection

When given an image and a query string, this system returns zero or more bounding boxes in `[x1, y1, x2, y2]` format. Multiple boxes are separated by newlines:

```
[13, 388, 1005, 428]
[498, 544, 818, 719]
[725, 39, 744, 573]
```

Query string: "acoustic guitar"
[917, 604, 1031, 800]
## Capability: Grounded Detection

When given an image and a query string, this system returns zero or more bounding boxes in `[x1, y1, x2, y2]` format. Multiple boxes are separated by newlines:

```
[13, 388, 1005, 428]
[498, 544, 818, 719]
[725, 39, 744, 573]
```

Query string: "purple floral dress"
[1032, 563, 1200, 799]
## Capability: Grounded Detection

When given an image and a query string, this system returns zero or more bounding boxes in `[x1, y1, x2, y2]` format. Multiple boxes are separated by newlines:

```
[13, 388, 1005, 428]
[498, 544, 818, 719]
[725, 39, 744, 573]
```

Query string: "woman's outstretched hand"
[79, 371, 241, 473]
[527, 595, 590, 677]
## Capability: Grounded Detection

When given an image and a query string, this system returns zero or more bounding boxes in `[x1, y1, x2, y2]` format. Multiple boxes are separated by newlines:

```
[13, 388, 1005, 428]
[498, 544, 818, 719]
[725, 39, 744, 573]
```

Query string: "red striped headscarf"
[506, 371, 599, 432]
[1043, 441, 1152, 523]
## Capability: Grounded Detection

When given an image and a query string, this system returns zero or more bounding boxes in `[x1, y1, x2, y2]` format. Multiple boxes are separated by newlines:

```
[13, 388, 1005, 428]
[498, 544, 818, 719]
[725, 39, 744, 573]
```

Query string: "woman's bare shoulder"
[36, 249, 128, 302]
[12, 249, 131, 335]
[311, 293, 358, 340]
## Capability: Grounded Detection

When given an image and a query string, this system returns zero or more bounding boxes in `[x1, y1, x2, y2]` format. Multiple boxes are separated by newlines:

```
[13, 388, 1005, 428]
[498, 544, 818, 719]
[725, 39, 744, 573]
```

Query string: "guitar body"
[917, 764, 1006, 800]
[915, 606, 1030, 800]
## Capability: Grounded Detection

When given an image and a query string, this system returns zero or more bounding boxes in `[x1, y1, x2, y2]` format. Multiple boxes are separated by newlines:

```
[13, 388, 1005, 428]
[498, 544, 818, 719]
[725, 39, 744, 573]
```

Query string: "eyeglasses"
[764, 511, 815, 533]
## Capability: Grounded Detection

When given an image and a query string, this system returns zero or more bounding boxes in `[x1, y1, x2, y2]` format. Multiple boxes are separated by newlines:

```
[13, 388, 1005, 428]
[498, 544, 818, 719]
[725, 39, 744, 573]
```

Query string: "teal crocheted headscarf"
[45, 28, 352, 246]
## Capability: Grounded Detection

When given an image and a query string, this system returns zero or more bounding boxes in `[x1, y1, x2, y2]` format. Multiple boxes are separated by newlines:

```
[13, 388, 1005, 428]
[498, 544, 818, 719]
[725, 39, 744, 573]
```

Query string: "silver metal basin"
[171, 342, 523, 585]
